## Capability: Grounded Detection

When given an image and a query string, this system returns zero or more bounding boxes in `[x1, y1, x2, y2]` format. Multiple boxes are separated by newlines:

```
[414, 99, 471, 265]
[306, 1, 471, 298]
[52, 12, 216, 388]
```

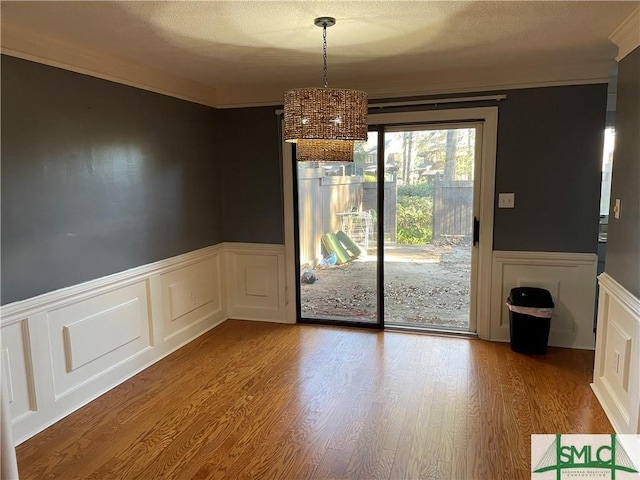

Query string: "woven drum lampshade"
[283, 18, 368, 162]
[296, 139, 355, 162]
[284, 88, 367, 162]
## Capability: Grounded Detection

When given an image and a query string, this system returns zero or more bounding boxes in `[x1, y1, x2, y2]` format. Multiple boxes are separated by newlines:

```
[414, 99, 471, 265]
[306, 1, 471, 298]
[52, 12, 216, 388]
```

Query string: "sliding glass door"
[382, 125, 480, 331]
[292, 117, 484, 333]
[294, 132, 380, 326]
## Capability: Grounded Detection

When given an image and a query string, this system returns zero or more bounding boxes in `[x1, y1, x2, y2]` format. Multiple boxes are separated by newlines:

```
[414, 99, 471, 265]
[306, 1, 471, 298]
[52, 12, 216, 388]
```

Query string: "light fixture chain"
[322, 23, 328, 88]
[283, 15, 367, 157]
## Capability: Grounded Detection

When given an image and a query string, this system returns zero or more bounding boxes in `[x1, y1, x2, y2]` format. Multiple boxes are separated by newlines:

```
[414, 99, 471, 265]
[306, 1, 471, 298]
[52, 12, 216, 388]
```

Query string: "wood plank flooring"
[16, 320, 612, 479]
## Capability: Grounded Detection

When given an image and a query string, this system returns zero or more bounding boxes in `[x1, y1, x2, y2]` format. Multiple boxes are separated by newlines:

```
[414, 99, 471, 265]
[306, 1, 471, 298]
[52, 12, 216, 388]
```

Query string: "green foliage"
[397, 182, 433, 198]
[395, 181, 434, 244]
[396, 195, 433, 245]
[364, 173, 377, 183]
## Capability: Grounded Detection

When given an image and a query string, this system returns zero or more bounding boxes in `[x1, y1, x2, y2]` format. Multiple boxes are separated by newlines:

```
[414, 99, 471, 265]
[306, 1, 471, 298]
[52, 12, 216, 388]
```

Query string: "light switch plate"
[614, 198, 621, 219]
[498, 193, 515, 208]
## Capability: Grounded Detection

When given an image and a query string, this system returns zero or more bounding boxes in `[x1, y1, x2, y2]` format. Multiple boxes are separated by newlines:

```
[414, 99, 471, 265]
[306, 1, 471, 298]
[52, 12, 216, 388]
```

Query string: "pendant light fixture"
[284, 17, 368, 162]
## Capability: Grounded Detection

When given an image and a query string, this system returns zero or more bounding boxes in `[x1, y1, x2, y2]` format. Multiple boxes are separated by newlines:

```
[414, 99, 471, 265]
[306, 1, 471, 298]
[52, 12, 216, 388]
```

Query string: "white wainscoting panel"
[64, 299, 143, 372]
[592, 273, 640, 434]
[0, 242, 288, 445]
[226, 243, 288, 323]
[0, 244, 228, 444]
[490, 251, 598, 349]
[47, 282, 151, 399]
[161, 256, 224, 345]
[1, 320, 35, 424]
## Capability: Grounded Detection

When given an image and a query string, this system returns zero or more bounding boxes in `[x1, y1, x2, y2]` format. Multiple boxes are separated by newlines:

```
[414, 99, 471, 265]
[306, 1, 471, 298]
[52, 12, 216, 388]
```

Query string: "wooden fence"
[297, 168, 364, 266]
[432, 180, 474, 241]
[298, 169, 476, 267]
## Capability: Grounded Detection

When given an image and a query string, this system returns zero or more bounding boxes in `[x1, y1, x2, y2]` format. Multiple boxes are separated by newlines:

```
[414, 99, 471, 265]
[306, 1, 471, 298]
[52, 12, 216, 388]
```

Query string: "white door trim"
[282, 127, 298, 325]
[281, 107, 498, 338]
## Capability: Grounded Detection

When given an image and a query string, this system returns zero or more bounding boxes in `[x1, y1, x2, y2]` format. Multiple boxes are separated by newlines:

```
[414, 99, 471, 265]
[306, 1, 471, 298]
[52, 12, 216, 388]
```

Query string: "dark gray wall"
[492, 84, 607, 253]
[372, 85, 607, 253]
[1, 55, 224, 304]
[217, 107, 283, 244]
[215, 84, 607, 253]
[605, 47, 640, 298]
[0, 55, 610, 305]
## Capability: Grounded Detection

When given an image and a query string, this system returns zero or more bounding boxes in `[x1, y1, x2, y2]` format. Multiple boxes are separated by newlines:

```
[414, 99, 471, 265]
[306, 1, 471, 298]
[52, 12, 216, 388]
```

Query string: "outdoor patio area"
[300, 242, 471, 329]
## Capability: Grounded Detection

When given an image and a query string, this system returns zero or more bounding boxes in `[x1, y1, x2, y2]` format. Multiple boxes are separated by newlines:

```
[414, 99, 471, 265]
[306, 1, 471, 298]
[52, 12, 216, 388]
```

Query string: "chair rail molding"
[0, 242, 288, 445]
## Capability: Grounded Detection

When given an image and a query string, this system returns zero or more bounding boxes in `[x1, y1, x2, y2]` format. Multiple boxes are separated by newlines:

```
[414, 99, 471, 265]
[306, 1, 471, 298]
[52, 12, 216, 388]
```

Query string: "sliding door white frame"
[282, 107, 498, 338]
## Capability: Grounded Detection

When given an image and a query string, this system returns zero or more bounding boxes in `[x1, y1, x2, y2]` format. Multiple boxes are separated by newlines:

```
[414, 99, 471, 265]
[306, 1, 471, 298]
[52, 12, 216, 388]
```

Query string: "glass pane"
[600, 127, 615, 216]
[599, 127, 615, 242]
[297, 133, 378, 323]
[383, 127, 475, 330]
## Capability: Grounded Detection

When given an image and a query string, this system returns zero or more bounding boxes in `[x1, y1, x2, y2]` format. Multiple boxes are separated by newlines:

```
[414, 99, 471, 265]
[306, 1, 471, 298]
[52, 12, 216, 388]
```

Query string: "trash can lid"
[507, 287, 554, 308]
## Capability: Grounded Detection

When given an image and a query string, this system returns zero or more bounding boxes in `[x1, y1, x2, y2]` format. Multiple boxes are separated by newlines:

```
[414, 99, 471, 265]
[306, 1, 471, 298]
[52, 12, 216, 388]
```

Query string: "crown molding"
[610, 6, 640, 61]
[1, 21, 613, 110]
[1, 24, 218, 108]
[216, 63, 610, 108]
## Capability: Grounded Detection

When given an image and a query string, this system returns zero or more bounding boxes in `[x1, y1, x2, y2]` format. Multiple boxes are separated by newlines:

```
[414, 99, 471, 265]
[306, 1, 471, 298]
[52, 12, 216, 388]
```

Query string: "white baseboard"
[0, 242, 288, 445]
[591, 273, 640, 434]
[490, 251, 598, 349]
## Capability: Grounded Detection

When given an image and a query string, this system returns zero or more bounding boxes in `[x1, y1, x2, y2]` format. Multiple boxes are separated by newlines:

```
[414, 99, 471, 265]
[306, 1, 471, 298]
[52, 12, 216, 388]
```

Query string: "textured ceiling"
[1, 1, 637, 107]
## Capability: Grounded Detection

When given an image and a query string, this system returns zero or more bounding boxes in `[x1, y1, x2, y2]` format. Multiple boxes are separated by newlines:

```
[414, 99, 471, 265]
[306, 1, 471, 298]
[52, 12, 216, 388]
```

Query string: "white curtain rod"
[275, 93, 506, 114]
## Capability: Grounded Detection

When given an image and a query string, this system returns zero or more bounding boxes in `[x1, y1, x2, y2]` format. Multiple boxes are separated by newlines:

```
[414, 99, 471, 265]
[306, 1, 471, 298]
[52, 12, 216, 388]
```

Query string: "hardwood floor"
[16, 320, 611, 479]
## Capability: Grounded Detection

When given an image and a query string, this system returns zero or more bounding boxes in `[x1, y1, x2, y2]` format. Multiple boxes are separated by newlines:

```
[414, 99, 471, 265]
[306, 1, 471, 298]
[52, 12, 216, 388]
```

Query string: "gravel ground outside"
[300, 242, 471, 329]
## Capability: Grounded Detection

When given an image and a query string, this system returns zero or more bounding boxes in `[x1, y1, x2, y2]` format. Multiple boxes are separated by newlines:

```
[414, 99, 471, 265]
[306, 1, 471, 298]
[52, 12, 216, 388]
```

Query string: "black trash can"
[507, 287, 554, 354]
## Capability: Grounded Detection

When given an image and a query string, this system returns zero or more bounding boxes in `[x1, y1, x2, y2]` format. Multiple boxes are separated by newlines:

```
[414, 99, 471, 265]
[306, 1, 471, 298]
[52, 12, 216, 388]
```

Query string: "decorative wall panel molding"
[592, 273, 640, 434]
[0, 244, 224, 444]
[1, 321, 35, 425]
[63, 299, 143, 372]
[47, 283, 151, 399]
[161, 256, 224, 344]
[225, 243, 287, 323]
[490, 251, 598, 349]
[1, 242, 288, 444]
[1, 245, 226, 326]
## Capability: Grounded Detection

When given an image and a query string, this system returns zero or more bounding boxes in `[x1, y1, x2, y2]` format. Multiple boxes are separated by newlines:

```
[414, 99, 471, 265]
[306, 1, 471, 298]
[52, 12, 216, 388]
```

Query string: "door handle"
[473, 217, 480, 246]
